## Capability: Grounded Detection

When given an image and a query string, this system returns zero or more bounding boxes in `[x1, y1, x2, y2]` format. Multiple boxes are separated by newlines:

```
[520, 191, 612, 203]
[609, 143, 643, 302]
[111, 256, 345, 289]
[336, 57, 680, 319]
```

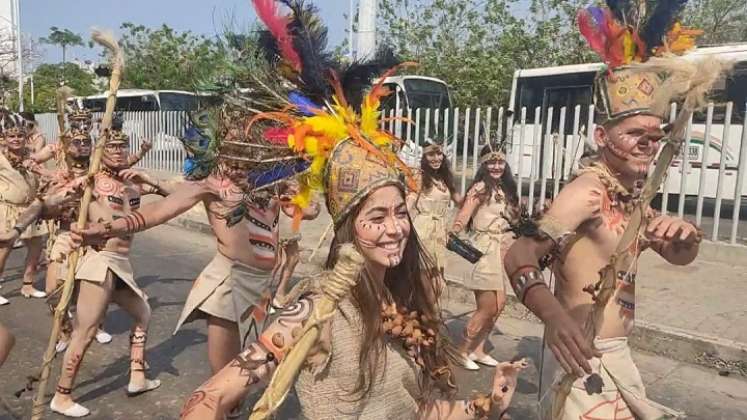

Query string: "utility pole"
[348, 0, 355, 59]
[11, 0, 23, 111]
[356, 0, 377, 61]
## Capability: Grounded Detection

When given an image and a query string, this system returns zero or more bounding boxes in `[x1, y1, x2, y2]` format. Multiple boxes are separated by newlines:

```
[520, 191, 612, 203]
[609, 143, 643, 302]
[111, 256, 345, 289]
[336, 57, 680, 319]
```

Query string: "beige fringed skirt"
[539, 336, 684, 420]
[75, 249, 148, 304]
[0, 201, 47, 239]
[412, 212, 448, 270]
[463, 230, 507, 291]
[174, 253, 272, 341]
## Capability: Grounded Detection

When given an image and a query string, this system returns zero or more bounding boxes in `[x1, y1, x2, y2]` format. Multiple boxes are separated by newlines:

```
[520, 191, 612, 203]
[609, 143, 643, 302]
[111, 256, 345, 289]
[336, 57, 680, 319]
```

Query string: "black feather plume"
[606, 0, 631, 24]
[280, 0, 338, 103]
[640, 0, 689, 51]
[340, 47, 402, 112]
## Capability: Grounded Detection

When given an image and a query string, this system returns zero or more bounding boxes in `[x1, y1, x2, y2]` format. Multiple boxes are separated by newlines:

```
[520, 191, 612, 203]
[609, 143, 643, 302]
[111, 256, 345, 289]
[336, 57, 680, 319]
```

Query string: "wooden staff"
[306, 221, 333, 264]
[54, 86, 73, 135]
[250, 244, 364, 419]
[31, 30, 124, 420]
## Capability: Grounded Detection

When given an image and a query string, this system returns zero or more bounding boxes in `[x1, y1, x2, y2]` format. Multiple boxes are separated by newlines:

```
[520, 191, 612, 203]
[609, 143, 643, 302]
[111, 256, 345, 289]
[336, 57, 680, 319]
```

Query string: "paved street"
[1, 224, 746, 419]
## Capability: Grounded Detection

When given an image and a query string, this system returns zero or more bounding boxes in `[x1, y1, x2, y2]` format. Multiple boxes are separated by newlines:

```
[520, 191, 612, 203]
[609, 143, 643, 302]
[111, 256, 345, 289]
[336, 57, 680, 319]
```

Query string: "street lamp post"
[11, 0, 23, 111]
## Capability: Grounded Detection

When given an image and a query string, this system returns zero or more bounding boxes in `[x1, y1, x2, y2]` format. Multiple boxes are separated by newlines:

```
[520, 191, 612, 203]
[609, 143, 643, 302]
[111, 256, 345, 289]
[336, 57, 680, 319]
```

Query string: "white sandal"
[126, 379, 161, 397]
[50, 398, 90, 418]
[468, 352, 499, 367]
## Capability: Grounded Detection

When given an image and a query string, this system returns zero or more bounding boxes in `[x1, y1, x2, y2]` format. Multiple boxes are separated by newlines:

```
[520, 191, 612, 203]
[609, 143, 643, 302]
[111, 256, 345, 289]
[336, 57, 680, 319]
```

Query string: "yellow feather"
[305, 114, 348, 140]
[304, 136, 319, 156]
[623, 31, 635, 64]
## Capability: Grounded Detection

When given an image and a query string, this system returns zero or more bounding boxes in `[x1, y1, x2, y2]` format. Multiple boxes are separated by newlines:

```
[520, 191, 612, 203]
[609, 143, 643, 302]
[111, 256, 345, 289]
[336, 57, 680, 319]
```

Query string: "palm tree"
[40, 26, 84, 63]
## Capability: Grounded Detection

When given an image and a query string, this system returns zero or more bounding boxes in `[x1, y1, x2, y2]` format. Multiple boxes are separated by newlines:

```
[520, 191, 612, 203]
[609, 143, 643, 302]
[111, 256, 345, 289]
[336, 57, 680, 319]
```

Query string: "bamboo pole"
[306, 221, 333, 264]
[249, 244, 364, 419]
[31, 30, 124, 420]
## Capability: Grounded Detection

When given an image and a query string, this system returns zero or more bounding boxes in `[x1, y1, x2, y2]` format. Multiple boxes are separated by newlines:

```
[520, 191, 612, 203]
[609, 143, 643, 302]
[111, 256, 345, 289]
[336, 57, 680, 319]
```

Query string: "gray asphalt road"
[1, 224, 745, 419]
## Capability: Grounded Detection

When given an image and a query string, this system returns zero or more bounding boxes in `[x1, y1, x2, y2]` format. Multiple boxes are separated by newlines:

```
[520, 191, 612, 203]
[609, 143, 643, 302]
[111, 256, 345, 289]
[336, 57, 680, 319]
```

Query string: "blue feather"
[288, 91, 320, 116]
[248, 159, 311, 188]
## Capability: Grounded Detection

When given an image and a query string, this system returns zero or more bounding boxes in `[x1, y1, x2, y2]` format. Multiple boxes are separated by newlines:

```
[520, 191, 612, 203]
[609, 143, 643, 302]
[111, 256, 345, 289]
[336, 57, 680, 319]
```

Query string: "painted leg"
[111, 285, 159, 395]
[492, 359, 529, 418]
[50, 277, 112, 417]
[471, 290, 506, 359]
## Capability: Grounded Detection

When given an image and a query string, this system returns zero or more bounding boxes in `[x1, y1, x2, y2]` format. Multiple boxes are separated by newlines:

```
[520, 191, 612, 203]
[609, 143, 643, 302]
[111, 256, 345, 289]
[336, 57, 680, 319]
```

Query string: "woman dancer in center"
[451, 145, 518, 370]
[408, 140, 462, 277]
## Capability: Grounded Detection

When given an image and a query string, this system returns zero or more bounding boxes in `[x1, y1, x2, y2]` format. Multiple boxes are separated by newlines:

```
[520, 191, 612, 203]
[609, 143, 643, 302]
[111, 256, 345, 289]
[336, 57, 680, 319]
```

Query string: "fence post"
[730, 109, 747, 244]
[696, 104, 715, 226]
[712, 102, 734, 241]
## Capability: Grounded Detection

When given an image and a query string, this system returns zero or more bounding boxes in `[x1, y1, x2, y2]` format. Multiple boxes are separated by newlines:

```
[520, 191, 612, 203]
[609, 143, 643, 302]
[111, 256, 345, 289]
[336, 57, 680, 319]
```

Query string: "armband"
[509, 265, 546, 303]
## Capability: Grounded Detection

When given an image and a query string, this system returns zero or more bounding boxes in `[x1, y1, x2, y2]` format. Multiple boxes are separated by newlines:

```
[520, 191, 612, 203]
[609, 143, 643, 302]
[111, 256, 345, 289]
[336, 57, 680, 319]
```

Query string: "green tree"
[40, 26, 84, 63]
[15, 63, 96, 112]
[378, 0, 590, 106]
[684, 0, 747, 45]
[117, 22, 228, 90]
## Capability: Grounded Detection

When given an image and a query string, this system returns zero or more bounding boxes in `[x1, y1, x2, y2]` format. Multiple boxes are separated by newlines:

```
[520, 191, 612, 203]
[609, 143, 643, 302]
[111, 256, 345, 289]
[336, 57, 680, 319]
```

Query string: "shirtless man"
[49, 130, 167, 417]
[504, 66, 701, 418]
[71, 122, 307, 394]
[0, 123, 48, 304]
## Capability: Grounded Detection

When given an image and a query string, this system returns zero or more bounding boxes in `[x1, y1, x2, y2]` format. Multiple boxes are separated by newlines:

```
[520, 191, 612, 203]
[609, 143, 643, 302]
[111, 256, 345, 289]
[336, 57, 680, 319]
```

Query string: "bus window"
[404, 79, 452, 110]
[81, 98, 106, 112]
[543, 85, 593, 132]
[515, 71, 596, 121]
[115, 95, 159, 111]
[380, 83, 404, 112]
[159, 92, 200, 111]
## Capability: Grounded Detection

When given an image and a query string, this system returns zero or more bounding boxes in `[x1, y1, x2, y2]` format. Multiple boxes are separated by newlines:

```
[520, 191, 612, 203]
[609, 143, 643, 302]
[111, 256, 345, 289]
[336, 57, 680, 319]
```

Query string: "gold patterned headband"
[478, 151, 505, 165]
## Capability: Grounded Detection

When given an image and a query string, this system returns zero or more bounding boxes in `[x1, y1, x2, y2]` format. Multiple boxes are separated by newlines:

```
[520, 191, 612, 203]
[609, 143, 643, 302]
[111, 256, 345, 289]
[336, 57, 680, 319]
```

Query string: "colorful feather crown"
[248, 0, 416, 226]
[578, 1, 702, 68]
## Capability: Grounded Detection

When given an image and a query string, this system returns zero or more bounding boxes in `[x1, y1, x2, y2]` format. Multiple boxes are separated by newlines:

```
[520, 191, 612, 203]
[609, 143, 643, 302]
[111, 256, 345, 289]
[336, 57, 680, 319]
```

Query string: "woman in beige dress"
[451, 145, 518, 370]
[408, 141, 462, 276]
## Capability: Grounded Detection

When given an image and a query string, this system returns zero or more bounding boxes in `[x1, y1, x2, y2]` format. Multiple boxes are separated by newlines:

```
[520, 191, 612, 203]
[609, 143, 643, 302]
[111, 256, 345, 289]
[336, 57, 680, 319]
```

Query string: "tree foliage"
[118, 22, 228, 91]
[40, 26, 84, 63]
[378, 0, 592, 106]
[684, 0, 747, 45]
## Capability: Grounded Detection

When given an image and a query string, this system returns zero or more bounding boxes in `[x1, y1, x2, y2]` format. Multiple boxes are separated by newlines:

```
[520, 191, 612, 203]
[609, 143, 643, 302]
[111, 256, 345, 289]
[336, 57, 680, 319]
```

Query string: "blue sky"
[21, 0, 351, 64]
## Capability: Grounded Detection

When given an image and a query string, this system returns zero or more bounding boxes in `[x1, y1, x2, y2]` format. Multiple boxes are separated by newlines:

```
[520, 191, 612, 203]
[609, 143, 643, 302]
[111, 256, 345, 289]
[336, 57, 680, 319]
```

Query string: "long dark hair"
[420, 151, 456, 196]
[466, 145, 519, 207]
[324, 185, 452, 401]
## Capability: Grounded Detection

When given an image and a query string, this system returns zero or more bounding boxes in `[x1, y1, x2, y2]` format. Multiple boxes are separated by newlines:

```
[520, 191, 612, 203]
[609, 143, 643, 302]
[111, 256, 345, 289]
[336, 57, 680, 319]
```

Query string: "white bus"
[376, 75, 456, 166]
[508, 43, 747, 198]
[69, 89, 218, 112]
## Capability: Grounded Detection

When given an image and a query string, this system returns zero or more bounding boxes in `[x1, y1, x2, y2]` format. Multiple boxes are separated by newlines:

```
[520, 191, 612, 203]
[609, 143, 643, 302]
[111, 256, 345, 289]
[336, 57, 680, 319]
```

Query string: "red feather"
[263, 126, 293, 145]
[604, 13, 628, 68]
[252, 0, 302, 72]
[578, 9, 608, 61]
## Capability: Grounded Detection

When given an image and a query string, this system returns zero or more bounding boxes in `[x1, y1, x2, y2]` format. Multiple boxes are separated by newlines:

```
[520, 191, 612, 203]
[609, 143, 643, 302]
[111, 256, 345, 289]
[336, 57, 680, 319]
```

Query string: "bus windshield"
[159, 92, 200, 111]
[83, 94, 159, 112]
[404, 79, 452, 110]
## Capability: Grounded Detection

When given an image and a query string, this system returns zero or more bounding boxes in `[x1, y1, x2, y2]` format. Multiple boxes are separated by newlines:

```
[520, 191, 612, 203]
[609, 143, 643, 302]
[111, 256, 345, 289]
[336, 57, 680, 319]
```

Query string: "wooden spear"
[249, 244, 364, 419]
[31, 29, 124, 420]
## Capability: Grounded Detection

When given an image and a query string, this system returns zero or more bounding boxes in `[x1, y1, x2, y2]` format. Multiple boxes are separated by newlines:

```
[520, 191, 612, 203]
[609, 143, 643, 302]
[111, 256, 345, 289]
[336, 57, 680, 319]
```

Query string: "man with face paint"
[0, 121, 48, 304]
[70, 112, 299, 419]
[47, 130, 168, 417]
[504, 5, 709, 417]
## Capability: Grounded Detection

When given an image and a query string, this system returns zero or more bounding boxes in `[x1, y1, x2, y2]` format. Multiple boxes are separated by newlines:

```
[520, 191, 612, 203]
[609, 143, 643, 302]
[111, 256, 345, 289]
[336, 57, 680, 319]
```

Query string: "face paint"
[602, 115, 664, 178]
[354, 185, 410, 271]
[4, 133, 25, 151]
[102, 142, 130, 170]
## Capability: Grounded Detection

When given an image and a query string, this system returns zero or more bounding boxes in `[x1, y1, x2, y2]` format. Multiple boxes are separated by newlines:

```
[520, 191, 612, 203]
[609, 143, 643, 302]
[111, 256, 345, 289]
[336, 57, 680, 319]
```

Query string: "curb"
[163, 208, 747, 379]
[443, 276, 747, 378]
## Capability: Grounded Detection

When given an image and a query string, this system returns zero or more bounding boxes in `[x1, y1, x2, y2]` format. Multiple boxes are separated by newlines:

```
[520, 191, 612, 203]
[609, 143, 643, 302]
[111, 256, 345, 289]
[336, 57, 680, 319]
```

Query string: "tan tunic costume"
[412, 181, 451, 270]
[0, 152, 47, 239]
[296, 298, 421, 419]
[464, 191, 509, 291]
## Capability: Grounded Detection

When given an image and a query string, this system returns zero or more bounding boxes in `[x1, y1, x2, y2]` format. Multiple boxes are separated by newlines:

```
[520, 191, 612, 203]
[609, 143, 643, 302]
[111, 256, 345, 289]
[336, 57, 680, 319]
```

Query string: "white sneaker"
[468, 352, 499, 367]
[458, 353, 480, 371]
[0, 295, 8, 305]
[95, 329, 112, 344]
[126, 379, 161, 397]
[50, 398, 90, 418]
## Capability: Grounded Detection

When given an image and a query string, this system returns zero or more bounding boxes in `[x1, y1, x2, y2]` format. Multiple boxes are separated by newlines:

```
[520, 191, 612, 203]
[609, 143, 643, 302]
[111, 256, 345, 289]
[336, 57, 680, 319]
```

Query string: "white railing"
[36, 103, 747, 245]
[35, 111, 189, 174]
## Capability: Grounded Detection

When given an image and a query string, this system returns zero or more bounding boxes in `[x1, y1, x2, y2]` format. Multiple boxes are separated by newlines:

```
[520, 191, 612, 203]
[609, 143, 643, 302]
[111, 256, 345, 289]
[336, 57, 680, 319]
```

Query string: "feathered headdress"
[247, 0, 416, 228]
[578, 0, 701, 68]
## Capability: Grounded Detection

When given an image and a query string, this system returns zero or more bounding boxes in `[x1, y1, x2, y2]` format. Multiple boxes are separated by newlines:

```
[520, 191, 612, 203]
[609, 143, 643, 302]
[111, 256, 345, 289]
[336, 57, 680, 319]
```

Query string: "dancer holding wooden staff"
[30, 29, 139, 419]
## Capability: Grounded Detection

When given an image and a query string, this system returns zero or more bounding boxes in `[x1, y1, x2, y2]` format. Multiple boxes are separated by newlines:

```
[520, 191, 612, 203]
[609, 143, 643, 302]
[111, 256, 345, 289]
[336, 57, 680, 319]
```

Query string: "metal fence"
[35, 111, 189, 174]
[36, 102, 747, 245]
